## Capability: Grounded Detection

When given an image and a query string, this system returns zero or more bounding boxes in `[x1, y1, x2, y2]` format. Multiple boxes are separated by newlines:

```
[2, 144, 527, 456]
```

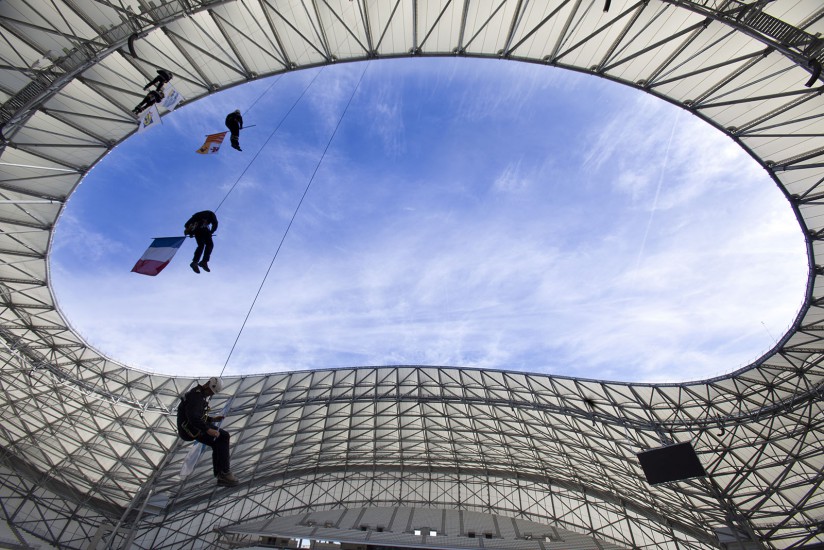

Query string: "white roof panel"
[1, 1, 824, 549]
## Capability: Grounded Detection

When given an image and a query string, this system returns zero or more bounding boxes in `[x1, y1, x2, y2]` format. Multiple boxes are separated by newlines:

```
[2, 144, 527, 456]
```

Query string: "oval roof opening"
[51, 58, 807, 382]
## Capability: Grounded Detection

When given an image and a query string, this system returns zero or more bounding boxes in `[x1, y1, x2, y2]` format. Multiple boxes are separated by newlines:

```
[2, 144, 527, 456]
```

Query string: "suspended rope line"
[213, 69, 324, 214]
[219, 62, 370, 376]
[240, 73, 283, 120]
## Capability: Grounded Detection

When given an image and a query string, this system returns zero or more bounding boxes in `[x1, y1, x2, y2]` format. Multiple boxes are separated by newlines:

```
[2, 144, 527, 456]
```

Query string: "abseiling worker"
[225, 109, 243, 151]
[184, 209, 218, 274]
[177, 377, 239, 487]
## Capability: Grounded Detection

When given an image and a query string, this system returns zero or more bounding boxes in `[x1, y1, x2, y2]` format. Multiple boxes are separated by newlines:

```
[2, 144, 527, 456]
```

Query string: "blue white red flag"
[131, 236, 185, 276]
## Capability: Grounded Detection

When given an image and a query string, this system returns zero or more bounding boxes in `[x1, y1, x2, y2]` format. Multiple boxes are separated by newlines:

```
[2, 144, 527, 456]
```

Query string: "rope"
[219, 62, 370, 376]
[213, 69, 324, 214]
[242, 77, 280, 116]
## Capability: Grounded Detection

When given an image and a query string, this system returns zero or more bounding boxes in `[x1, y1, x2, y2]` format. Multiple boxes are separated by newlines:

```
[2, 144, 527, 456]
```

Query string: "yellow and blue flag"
[196, 131, 227, 154]
[136, 104, 161, 133]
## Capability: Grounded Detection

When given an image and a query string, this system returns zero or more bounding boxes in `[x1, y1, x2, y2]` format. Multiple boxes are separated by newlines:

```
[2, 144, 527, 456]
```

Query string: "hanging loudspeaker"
[637, 441, 706, 485]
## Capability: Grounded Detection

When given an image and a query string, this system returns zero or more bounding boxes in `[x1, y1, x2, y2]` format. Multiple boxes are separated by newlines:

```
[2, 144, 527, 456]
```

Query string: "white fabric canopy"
[0, 1, 822, 548]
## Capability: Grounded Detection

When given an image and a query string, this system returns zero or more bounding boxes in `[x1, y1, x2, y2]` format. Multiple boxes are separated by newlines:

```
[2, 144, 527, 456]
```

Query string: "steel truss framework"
[0, 0, 822, 548]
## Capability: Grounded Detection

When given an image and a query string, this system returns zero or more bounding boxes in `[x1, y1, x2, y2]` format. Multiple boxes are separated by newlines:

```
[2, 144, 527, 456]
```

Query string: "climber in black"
[132, 89, 164, 115]
[177, 377, 239, 487]
[225, 109, 243, 151]
[143, 68, 173, 91]
[184, 210, 218, 274]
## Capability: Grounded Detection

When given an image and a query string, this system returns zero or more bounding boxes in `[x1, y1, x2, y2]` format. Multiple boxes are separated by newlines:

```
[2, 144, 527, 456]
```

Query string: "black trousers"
[195, 428, 231, 476]
[226, 121, 240, 148]
[192, 228, 213, 263]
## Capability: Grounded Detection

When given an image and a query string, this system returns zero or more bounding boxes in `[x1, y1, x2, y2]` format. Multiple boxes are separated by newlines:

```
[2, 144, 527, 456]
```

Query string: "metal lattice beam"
[0, 1, 824, 549]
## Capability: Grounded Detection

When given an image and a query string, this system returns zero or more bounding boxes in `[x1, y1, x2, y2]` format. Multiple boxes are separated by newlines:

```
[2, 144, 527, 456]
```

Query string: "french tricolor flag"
[131, 236, 186, 276]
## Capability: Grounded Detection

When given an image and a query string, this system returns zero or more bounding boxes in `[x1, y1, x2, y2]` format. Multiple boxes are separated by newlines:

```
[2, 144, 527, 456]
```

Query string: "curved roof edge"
[0, 1, 822, 549]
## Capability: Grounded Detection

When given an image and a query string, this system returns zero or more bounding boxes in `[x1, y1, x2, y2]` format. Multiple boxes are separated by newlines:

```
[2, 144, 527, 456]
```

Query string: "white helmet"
[206, 376, 223, 394]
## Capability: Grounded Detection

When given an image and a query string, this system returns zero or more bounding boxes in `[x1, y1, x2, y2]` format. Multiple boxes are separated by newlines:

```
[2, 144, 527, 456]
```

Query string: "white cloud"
[49, 59, 809, 383]
[366, 80, 406, 157]
[493, 159, 531, 193]
[50, 211, 127, 261]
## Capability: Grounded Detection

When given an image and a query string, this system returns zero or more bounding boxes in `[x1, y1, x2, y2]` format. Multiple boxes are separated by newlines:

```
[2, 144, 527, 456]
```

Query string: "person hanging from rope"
[184, 209, 218, 273]
[143, 68, 173, 91]
[132, 88, 164, 115]
[225, 109, 243, 151]
[177, 377, 239, 487]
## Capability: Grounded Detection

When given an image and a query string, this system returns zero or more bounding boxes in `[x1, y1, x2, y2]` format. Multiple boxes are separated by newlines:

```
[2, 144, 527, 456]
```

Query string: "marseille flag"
[136, 104, 161, 133]
[131, 236, 186, 276]
[196, 132, 227, 154]
[180, 442, 206, 478]
[160, 84, 183, 111]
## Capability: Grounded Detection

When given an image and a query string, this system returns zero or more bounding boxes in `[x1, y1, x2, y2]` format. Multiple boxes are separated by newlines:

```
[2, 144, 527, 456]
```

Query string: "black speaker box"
[637, 441, 706, 485]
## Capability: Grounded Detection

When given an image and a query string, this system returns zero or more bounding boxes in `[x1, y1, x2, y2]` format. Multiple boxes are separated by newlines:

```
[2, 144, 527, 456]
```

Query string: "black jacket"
[225, 111, 243, 130]
[177, 386, 217, 441]
[184, 210, 218, 236]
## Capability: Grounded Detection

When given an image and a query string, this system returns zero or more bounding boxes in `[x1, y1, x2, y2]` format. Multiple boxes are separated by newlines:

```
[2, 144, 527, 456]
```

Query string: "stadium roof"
[0, 0, 822, 548]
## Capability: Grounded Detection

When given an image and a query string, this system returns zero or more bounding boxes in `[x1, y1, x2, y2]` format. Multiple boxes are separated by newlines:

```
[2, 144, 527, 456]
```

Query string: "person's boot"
[190, 261, 200, 274]
[217, 471, 239, 487]
[198, 260, 210, 273]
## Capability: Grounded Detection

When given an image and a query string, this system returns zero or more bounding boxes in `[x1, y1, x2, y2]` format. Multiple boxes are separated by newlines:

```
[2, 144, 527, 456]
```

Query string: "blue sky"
[49, 58, 808, 382]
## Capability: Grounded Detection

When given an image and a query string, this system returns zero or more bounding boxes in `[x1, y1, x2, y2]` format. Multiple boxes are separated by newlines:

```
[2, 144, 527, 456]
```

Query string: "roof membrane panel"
[1, 1, 824, 549]
[461, 0, 518, 55]
[366, 0, 409, 56]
